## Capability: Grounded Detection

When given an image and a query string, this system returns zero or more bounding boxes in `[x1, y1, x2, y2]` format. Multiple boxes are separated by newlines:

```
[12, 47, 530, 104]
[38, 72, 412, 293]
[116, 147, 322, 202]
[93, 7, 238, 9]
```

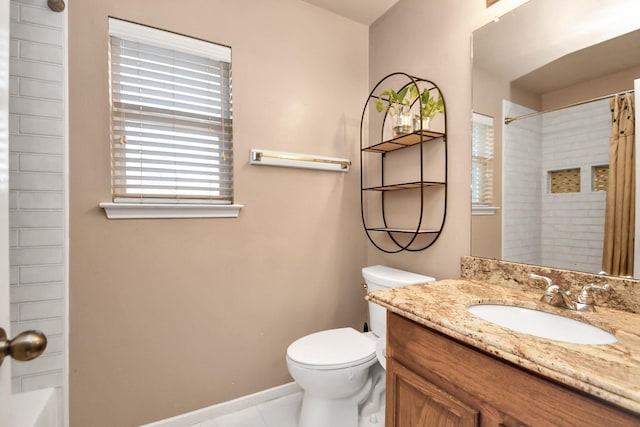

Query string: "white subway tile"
[540, 102, 607, 273]
[10, 38, 19, 57]
[12, 0, 49, 6]
[18, 191, 63, 209]
[11, 316, 64, 336]
[19, 299, 64, 320]
[20, 78, 63, 100]
[15, 354, 64, 380]
[10, 2, 19, 20]
[11, 283, 64, 302]
[10, 21, 62, 46]
[9, 171, 63, 191]
[9, 229, 19, 247]
[9, 113, 20, 133]
[11, 303, 20, 322]
[9, 76, 19, 94]
[19, 4, 63, 28]
[20, 265, 64, 284]
[9, 0, 68, 393]
[20, 40, 63, 64]
[10, 266, 20, 285]
[8, 188, 24, 208]
[10, 58, 62, 82]
[10, 209, 63, 228]
[19, 228, 64, 246]
[20, 371, 64, 392]
[10, 246, 64, 265]
[9, 134, 64, 155]
[9, 152, 19, 171]
[43, 334, 64, 353]
[19, 116, 64, 136]
[10, 96, 63, 118]
[19, 153, 63, 173]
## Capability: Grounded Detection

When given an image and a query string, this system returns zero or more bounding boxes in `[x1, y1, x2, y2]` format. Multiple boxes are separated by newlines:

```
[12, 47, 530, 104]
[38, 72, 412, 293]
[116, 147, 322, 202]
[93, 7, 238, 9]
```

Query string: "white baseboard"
[140, 382, 302, 427]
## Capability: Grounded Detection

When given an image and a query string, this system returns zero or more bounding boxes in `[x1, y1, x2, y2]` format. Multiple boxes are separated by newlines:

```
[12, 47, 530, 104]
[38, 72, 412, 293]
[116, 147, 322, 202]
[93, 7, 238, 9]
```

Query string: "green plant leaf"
[375, 86, 420, 113]
[396, 87, 410, 105]
[417, 90, 445, 119]
[421, 90, 431, 105]
[409, 85, 419, 103]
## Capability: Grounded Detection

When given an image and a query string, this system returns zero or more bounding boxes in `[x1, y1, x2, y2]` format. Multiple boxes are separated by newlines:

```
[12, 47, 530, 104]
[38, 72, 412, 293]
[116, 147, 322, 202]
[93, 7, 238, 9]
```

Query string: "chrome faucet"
[530, 274, 575, 310]
[529, 274, 611, 312]
[575, 283, 611, 312]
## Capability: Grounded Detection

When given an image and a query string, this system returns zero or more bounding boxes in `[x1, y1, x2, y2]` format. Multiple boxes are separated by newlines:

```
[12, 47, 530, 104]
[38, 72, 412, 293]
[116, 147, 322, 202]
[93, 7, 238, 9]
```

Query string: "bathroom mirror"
[471, 0, 640, 277]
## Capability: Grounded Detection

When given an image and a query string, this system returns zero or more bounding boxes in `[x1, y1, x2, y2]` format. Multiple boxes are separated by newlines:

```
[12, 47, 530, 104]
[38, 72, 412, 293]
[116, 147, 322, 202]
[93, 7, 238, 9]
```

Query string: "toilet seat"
[287, 327, 376, 370]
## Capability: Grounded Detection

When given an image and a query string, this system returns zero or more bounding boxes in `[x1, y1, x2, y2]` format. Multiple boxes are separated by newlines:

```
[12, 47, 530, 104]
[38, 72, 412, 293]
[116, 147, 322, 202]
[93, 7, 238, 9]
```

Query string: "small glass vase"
[413, 115, 431, 132]
[390, 106, 413, 138]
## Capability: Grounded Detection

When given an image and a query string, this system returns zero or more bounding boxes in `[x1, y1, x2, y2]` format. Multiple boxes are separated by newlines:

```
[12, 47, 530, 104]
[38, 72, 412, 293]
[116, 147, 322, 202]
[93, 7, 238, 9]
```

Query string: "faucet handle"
[530, 273, 574, 308]
[530, 273, 553, 289]
[578, 283, 610, 305]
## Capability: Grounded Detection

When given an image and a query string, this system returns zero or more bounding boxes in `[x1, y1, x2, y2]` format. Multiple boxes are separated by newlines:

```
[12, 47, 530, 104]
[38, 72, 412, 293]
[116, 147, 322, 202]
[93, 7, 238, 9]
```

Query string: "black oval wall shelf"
[359, 72, 448, 253]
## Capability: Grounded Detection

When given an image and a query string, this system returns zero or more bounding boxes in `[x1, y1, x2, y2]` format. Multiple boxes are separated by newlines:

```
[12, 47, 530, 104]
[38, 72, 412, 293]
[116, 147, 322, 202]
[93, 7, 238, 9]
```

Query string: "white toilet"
[286, 265, 435, 427]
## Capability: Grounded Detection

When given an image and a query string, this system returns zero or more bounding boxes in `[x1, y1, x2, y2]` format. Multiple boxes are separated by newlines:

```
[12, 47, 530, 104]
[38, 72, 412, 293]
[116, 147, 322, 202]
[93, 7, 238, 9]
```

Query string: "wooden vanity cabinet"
[385, 312, 640, 427]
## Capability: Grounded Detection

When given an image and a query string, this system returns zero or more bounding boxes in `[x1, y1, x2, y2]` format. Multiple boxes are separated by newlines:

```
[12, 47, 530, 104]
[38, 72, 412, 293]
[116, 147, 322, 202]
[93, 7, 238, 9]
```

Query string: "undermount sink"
[467, 304, 617, 345]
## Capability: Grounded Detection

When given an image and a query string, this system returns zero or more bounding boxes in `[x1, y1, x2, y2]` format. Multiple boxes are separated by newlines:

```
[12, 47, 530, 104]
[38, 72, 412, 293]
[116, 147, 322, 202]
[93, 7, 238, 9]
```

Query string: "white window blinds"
[108, 18, 233, 204]
[471, 112, 494, 205]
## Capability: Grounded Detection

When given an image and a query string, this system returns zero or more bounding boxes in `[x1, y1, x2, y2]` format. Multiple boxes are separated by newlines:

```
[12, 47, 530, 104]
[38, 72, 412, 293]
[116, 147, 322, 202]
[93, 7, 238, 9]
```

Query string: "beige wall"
[542, 65, 640, 110]
[471, 67, 507, 259]
[470, 68, 541, 259]
[368, 0, 528, 278]
[68, 0, 535, 425]
[69, 1, 368, 426]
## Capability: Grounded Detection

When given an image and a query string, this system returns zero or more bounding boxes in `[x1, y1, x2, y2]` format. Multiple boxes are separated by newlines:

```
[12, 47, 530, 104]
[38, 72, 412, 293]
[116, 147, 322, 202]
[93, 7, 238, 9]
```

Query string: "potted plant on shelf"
[413, 89, 444, 131]
[375, 86, 414, 138]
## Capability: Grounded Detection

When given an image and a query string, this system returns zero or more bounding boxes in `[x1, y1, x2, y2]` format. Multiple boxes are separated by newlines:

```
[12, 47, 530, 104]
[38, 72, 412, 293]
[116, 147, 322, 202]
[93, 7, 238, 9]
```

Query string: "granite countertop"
[366, 278, 640, 414]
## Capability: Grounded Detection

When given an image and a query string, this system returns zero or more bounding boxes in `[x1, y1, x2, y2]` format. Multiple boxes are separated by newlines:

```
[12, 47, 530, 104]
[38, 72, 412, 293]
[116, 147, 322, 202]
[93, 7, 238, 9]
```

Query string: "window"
[471, 112, 496, 214]
[101, 18, 241, 219]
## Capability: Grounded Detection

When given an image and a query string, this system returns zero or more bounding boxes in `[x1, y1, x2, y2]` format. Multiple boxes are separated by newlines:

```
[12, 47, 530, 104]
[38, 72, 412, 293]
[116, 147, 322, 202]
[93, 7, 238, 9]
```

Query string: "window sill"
[472, 205, 499, 216]
[99, 202, 243, 219]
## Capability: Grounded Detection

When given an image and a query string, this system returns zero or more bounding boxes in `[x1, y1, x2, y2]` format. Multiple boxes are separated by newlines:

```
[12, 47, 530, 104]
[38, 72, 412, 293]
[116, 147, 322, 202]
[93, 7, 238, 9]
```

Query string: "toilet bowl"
[287, 328, 378, 427]
[286, 265, 435, 427]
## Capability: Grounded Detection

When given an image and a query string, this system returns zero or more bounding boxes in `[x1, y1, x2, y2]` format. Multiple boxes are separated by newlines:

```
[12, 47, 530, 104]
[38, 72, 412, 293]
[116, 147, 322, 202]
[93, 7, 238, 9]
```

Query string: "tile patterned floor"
[188, 392, 385, 427]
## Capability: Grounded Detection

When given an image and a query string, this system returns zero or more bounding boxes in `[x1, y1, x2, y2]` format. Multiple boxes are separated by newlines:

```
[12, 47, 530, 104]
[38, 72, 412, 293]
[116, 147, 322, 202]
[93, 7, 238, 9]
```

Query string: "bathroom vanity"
[367, 276, 640, 426]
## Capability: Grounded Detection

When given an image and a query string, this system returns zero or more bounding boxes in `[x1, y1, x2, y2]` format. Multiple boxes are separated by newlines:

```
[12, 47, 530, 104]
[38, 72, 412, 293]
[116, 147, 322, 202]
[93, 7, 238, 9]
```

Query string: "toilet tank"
[363, 265, 435, 335]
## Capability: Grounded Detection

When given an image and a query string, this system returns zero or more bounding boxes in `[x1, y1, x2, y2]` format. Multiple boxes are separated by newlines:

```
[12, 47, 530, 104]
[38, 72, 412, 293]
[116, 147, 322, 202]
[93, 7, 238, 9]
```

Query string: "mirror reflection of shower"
[471, 0, 640, 279]
[502, 89, 636, 275]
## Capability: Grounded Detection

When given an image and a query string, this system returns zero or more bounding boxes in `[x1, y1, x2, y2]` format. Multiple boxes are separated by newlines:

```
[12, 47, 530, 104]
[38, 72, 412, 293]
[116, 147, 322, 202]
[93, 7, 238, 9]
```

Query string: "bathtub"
[11, 388, 60, 427]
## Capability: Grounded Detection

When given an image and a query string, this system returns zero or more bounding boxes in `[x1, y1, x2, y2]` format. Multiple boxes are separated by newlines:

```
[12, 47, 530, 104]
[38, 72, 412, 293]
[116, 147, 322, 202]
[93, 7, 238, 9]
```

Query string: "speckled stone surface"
[367, 279, 640, 414]
[461, 256, 640, 314]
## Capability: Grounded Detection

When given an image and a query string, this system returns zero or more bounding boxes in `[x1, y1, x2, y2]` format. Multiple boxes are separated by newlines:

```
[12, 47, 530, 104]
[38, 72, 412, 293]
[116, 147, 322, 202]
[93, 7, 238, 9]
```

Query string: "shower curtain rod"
[504, 89, 635, 125]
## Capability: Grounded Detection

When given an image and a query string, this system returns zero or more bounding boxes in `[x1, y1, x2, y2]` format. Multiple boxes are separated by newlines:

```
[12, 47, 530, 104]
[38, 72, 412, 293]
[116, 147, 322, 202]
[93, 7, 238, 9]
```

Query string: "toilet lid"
[287, 327, 376, 368]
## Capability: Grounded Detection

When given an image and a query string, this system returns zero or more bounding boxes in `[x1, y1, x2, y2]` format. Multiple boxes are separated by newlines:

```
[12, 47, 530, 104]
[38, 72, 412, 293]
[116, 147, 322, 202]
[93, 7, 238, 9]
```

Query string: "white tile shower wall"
[502, 100, 542, 265]
[8, 0, 66, 396]
[541, 100, 610, 273]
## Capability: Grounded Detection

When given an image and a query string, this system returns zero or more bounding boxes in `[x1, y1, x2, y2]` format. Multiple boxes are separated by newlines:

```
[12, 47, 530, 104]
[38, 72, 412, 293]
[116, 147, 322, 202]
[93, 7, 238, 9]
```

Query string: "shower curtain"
[602, 93, 635, 276]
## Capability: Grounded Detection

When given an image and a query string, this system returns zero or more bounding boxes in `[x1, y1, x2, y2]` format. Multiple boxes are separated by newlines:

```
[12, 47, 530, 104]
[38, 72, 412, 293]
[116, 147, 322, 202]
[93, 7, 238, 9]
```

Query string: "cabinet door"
[387, 358, 478, 427]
